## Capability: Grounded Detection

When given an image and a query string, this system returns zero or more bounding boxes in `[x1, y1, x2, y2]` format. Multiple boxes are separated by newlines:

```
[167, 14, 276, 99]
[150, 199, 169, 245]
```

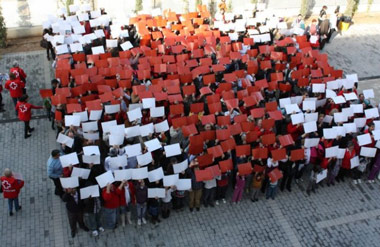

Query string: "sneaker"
[196, 207, 200, 211]
[71, 231, 76, 238]
[29, 128, 35, 132]
[9, 212, 13, 216]
[358, 179, 362, 184]
[98, 227, 104, 232]
[215, 200, 219, 206]
[353, 180, 358, 185]
[142, 218, 147, 224]
[81, 226, 89, 232]
[92, 230, 99, 237]
[222, 199, 226, 204]
[137, 219, 141, 226]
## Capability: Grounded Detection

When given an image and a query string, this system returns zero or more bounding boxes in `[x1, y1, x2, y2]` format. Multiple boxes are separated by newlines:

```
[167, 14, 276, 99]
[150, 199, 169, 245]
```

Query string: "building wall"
[2, 0, 380, 39]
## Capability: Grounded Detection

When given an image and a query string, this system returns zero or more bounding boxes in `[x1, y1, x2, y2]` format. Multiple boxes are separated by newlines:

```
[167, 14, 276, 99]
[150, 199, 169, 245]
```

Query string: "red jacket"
[10, 67, 27, 82]
[102, 185, 121, 209]
[1, 176, 24, 199]
[118, 182, 136, 206]
[342, 149, 356, 170]
[15, 102, 42, 121]
[4, 79, 24, 98]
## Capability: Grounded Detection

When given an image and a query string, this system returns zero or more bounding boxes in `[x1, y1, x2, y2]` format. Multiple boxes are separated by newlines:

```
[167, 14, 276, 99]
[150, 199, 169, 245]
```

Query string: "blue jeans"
[102, 208, 117, 229]
[8, 197, 20, 212]
[84, 212, 102, 231]
[136, 203, 147, 220]
[266, 184, 277, 199]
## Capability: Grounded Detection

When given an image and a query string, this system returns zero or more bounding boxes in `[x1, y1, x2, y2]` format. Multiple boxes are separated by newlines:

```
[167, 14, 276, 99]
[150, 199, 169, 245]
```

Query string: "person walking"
[4, 73, 24, 109]
[15, 94, 43, 139]
[47, 149, 64, 197]
[10, 61, 27, 93]
[1, 168, 24, 216]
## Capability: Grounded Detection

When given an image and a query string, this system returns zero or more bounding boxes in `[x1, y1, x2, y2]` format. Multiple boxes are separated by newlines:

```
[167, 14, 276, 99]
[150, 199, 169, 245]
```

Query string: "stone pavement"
[1, 23, 380, 247]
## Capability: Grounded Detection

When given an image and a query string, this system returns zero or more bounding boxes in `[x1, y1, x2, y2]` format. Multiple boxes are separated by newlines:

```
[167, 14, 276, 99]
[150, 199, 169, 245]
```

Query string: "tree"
[300, 0, 310, 17]
[208, 0, 217, 19]
[195, 0, 202, 10]
[59, 0, 74, 14]
[345, 0, 360, 17]
[183, 0, 189, 13]
[0, 6, 7, 48]
[135, 0, 143, 13]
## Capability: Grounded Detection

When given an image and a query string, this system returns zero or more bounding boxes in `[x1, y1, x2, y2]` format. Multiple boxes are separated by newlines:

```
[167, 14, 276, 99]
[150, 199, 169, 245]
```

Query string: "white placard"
[144, 138, 162, 152]
[363, 89, 375, 99]
[137, 152, 153, 166]
[109, 134, 124, 146]
[175, 179, 191, 190]
[342, 107, 354, 118]
[83, 132, 99, 141]
[303, 100, 316, 111]
[303, 121, 317, 134]
[343, 123, 357, 133]
[82, 121, 98, 132]
[150, 107, 165, 118]
[325, 89, 337, 99]
[350, 104, 363, 114]
[132, 167, 148, 180]
[96, 171, 115, 188]
[365, 108, 379, 119]
[106, 39, 118, 48]
[285, 104, 301, 114]
[323, 128, 337, 139]
[142, 98, 156, 109]
[333, 126, 346, 137]
[89, 110, 103, 121]
[332, 96, 346, 104]
[310, 35, 318, 44]
[164, 143, 181, 157]
[154, 120, 169, 133]
[73, 25, 85, 34]
[120, 41, 133, 51]
[148, 167, 164, 182]
[291, 112, 304, 125]
[69, 43, 83, 52]
[354, 118, 367, 128]
[148, 188, 166, 198]
[373, 129, 380, 140]
[101, 120, 117, 133]
[83, 146, 100, 156]
[108, 156, 128, 169]
[323, 115, 333, 124]
[82, 154, 101, 164]
[304, 112, 318, 123]
[304, 138, 320, 148]
[337, 148, 346, 159]
[56, 133, 74, 148]
[312, 83, 325, 93]
[91, 46, 105, 55]
[71, 167, 91, 179]
[94, 29, 105, 38]
[125, 126, 141, 138]
[327, 80, 339, 90]
[60, 177, 79, 189]
[334, 112, 348, 123]
[91, 10, 101, 18]
[346, 73, 358, 83]
[163, 174, 179, 187]
[59, 152, 79, 168]
[343, 92, 358, 101]
[65, 115, 81, 127]
[139, 123, 154, 137]
[173, 160, 188, 174]
[114, 169, 132, 181]
[125, 143, 142, 157]
[360, 147, 377, 157]
[105, 104, 121, 114]
[350, 156, 360, 169]
[316, 169, 327, 183]
[325, 146, 339, 158]
[127, 108, 143, 122]
[279, 98, 291, 108]
[73, 111, 88, 122]
[357, 133, 372, 146]
[80, 185, 100, 199]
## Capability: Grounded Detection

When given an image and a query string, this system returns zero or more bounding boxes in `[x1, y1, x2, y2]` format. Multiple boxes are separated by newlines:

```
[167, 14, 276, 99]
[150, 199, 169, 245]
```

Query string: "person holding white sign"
[82, 184, 104, 237]
[336, 142, 356, 182]
[101, 183, 120, 229]
[62, 188, 89, 237]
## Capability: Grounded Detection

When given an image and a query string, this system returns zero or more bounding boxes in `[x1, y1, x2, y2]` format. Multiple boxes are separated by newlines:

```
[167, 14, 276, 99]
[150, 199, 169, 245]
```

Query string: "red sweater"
[10, 67, 27, 81]
[1, 176, 24, 199]
[15, 102, 42, 121]
[5, 79, 24, 98]
[342, 149, 356, 170]
[102, 185, 121, 209]
[118, 182, 136, 206]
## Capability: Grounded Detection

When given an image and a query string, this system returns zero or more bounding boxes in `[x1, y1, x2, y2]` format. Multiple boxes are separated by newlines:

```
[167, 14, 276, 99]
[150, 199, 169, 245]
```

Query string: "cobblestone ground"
[1, 23, 380, 247]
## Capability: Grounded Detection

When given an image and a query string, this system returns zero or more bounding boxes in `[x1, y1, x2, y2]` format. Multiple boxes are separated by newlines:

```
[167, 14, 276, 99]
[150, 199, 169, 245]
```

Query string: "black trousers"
[216, 185, 228, 200]
[67, 211, 86, 233]
[24, 121, 31, 137]
[50, 177, 64, 196]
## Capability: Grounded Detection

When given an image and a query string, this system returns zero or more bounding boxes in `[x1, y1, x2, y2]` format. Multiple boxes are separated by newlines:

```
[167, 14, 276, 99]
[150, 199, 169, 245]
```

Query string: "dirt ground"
[0, 12, 379, 56]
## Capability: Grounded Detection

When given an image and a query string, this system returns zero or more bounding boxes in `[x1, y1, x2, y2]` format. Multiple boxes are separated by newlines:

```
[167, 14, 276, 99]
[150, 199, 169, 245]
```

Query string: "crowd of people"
[1, 2, 379, 240]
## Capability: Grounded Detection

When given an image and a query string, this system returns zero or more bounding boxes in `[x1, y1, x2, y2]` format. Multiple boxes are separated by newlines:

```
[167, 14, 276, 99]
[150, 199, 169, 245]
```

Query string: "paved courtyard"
[1, 22, 380, 247]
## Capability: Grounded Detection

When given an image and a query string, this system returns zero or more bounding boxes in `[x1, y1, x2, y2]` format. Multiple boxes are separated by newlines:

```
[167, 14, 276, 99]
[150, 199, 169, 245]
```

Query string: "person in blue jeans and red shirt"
[1, 168, 24, 216]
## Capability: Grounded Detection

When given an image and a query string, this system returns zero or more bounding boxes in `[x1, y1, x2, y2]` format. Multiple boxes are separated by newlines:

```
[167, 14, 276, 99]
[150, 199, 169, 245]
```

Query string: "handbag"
[40, 39, 48, 48]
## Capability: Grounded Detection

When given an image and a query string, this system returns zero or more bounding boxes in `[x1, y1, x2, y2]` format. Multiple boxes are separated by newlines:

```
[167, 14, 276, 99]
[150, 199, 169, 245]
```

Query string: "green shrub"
[0, 7, 6, 48]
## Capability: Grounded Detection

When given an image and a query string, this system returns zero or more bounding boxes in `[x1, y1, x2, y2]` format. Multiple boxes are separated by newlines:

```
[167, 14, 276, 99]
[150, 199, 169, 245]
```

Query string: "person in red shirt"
[4, 73, 24, 107]
[10, 61, 27, 94]
[1, 168, 24, 216]
[102, 183, 121, 229]
[15, 94, 43, 139]
[337, 142, 356, 182]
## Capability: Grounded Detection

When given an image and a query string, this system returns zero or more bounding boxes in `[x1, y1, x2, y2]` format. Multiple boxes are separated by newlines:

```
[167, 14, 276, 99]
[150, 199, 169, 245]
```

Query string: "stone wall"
[2, 0, 380, 39]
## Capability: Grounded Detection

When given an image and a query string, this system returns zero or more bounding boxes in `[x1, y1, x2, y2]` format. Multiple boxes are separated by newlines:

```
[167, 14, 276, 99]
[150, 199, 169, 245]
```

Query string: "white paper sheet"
[334, 112, 348, 123]
[154, 120, 169, 133]
[144, 138, 162, 152]
[142, 98, 156, 109]
[350, 156, 360, 169]
[163, 174, 179, 187]
[357, 133, 372, 146]
[148, 188, 166, 198]
[105, 104, 121, 114]
[148, 167, 164, 182]
[120, 41, 133, 51]
[109, 134, 125, 145]
[56, 133, 74, 148]
[127, 108, 143, 122]
[96, 171, 115, 188]
[312, 83, 325, 93]
[164, 143, 181, 157]
[279, 98, 291, 108]
[60, 177, 79, 189]
[304, 112, 318, 123]
[302, 100, 316, 111]
[83, 132, 99, 141]
[73, 111, 88, 122]
[150, 107, 165, 118]
[285, 104, 301, 114]
[303, 121, 317, 134]
[125, 126, 141, 138]
[316, 169, 327, 183]
[139, 123, 154, 137]
[291, 112, 304, 125]
[175, 179, 191, 190]
[80, 185, 100, 199]
[136, 152, 153, 166]
[360, 147, 377, 157]
[101, 120, 117, 133]
[71, 167, 91, 179]
[89, 110, 103, 121]
[132, 167, 148, 180]
[83, 146, 100, 156]
[65, 115, 81, 127]
[124, 143, 142, 157]
[323, 128, 337, 139]
[173, 160, 188, 174]
[350, 104, 363, 114]
[343, 92, 358, 101]
[363, 89, 375, 99]
[108, 156, 128, 169]
[82, 154, 101, 164]
[325, 146, 339, 158]
[91, 46, 105, 55]
[343, 123, 357, 133]
[114, 169, 132, 181]
[106, 39, 118, 48]
[82, 121, 98, 132]
[304, 138, 320, 148]
[59, 152, 80, 168]
[365, 108, 379, 119]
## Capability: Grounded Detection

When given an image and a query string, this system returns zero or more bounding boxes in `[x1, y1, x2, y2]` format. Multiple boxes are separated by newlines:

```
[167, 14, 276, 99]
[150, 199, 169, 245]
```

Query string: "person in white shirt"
[203, 178, 217, 207]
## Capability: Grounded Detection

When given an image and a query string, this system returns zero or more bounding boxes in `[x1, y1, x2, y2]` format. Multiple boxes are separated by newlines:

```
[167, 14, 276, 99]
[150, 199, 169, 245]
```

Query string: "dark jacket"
[62, 191, 84, 213]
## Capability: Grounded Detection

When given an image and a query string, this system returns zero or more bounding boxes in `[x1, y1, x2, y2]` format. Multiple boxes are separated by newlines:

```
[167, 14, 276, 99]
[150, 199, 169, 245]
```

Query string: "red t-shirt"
[5, 79, 24, 98]
[15, 102, 42, 121]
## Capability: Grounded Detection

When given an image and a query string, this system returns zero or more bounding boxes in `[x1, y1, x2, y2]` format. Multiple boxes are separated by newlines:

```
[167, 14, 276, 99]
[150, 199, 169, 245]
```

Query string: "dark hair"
[19, 94, 28, 102]
[51, 149, 60, 157]
[51, 79, 59, 84]
[9, 73, 16, 80]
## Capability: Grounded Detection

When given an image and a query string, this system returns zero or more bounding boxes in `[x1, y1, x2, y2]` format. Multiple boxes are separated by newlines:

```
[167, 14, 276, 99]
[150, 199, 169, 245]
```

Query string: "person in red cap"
[1, 168, 24, 216]
[15, 94, 43, 138]
[4, 72, 24, 108]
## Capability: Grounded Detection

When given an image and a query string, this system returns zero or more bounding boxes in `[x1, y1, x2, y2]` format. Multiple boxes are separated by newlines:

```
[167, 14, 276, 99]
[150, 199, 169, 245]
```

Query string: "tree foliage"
[0, 6, 7, 48]
[345, 0, 360, 17]
[135, 0, 143, 13]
